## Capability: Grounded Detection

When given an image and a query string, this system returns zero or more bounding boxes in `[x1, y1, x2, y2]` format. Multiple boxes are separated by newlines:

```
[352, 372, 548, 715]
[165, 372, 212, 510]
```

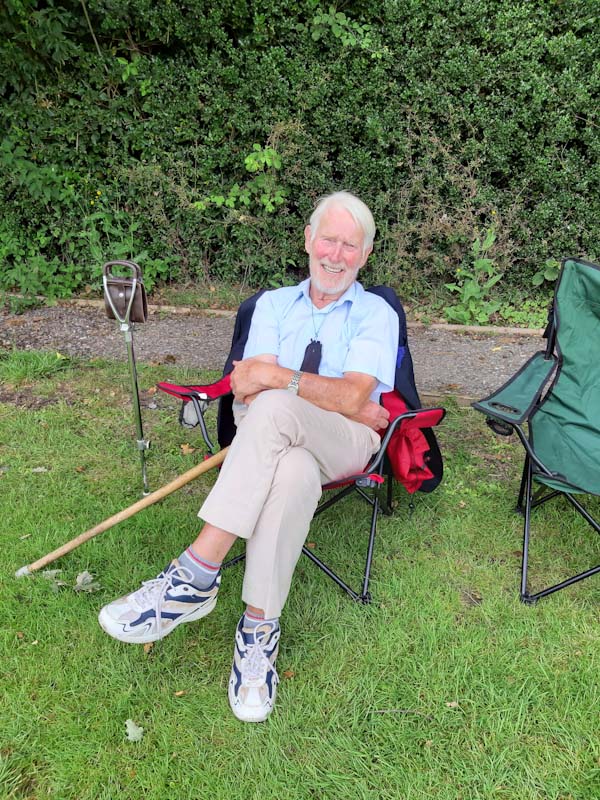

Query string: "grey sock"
[243, 610, 279, 631]
[178, 547, 221, 589]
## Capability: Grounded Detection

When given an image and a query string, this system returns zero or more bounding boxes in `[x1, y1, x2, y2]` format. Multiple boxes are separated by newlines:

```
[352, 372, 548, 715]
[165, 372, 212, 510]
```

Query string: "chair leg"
[516, 457, 529, 513]
[303, 482, 383, 605]
[301, 545, 361, 602]
[520, 472, 600, 603]
[520, 458, 535, 603]
[378, 464, 393, 516]
[223, 552, 245, 569]
[360, 490, 380, 603]
[526, 562, 600, 602]
[564, 493, 600, 535]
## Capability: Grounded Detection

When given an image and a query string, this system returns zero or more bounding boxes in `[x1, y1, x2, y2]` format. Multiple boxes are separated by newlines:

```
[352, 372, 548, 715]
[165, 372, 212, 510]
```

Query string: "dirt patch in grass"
[0, 387, 57, 410]
[0, 382, 79, 410]
[471, 446, 518, 480]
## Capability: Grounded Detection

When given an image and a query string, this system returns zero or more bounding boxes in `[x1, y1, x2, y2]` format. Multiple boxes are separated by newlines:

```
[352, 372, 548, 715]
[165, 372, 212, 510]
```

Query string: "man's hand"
[230, 356, 276, 404]
[348, 400, 390, 431]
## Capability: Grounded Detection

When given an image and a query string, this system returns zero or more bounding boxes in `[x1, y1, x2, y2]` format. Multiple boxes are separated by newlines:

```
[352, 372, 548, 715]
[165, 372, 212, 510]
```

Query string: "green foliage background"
[1, 0, 599, 298]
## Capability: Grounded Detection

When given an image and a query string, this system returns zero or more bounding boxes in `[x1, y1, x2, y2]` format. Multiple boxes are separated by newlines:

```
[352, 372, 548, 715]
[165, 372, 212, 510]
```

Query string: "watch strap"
[287, 370, 302, 395]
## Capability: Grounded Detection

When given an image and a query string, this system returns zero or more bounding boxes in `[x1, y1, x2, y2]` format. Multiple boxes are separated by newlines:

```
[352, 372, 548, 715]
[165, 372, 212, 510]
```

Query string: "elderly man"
[99, 191, 399, 722]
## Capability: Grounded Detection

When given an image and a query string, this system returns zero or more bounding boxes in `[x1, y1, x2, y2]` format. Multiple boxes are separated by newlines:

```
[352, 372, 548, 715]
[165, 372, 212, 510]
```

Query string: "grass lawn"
[1, 351, 599, 800]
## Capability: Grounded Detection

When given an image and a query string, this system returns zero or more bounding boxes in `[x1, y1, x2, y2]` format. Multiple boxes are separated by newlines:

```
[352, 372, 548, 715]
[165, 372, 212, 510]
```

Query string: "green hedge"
[1, 0, 599, 298]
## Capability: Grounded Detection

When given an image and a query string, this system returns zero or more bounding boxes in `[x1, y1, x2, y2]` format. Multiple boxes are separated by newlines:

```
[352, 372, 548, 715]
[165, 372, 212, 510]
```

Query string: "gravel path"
[0, 303, 542, 402]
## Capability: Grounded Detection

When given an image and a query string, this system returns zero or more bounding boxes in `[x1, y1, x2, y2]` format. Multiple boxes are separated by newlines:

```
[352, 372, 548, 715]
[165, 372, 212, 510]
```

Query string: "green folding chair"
[473, 257, 600, 603]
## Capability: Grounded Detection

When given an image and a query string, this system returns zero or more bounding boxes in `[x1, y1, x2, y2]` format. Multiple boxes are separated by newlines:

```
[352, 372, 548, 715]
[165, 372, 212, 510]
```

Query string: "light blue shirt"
[243, 279, 399, 402]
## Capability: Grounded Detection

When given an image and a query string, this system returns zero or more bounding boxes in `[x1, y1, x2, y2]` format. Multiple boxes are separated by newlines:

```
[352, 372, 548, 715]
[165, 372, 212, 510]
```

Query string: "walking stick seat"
[473, 258, 600, 603]
[158, 286, 445, 603]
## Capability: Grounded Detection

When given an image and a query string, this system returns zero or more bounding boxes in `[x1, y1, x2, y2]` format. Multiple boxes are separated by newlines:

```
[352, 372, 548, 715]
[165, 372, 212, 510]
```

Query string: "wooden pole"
[15, 448, 228, 577]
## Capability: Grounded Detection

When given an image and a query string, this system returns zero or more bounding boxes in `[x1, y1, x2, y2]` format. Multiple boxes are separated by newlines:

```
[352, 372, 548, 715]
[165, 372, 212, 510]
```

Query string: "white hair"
[309, 191, 375, 255]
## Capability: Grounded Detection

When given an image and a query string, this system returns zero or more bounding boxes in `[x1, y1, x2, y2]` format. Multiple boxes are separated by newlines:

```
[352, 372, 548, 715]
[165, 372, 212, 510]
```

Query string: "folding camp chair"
[158, 286, 445, 603]
[473, 257, 600, 603]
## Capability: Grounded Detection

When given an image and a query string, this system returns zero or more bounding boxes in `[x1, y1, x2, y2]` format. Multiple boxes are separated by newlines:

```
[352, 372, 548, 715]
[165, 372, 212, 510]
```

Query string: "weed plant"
[1, 356, 598, 799]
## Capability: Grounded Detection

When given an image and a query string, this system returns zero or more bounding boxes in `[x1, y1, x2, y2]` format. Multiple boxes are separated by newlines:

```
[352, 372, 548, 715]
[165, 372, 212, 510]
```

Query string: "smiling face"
[304, 205, 372, 303]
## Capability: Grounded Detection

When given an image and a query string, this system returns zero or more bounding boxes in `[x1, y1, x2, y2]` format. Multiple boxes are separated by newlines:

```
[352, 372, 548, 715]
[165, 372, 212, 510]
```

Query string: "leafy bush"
[1, 0, 598, 301]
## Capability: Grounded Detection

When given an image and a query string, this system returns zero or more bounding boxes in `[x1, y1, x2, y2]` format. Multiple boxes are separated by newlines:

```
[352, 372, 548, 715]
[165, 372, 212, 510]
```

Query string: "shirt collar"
[299, 277, 362, 309]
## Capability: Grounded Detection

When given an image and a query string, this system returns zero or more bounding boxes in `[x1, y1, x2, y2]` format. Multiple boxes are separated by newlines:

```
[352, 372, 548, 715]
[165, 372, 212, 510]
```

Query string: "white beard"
[309, 261, 359, 296]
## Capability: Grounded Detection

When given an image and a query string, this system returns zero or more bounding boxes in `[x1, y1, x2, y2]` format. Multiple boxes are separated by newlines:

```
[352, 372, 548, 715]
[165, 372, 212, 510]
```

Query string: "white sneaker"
[228, 616, 280, 723]
[98, 559, 220, 644]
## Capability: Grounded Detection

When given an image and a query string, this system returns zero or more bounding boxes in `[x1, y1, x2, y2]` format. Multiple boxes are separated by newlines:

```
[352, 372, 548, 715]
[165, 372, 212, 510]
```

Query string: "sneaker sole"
[98, 593, 217, 645]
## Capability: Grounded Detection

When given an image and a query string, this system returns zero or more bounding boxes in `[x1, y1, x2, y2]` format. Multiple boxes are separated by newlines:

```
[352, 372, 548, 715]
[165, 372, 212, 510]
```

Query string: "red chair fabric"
[158, 376, 232, 401]
[380, 393, 444, 493]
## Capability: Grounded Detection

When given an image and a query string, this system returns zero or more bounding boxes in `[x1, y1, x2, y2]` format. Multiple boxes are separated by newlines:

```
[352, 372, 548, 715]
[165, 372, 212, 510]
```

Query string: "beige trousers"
[199, 389, 380, 618]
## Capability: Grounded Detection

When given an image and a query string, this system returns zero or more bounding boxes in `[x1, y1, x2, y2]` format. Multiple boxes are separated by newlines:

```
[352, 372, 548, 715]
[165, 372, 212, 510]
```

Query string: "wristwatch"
[287, 370, 302, 395]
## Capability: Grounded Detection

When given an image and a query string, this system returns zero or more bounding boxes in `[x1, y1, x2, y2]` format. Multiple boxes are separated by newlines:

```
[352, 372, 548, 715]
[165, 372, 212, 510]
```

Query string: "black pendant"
[300, 339, 322, 374]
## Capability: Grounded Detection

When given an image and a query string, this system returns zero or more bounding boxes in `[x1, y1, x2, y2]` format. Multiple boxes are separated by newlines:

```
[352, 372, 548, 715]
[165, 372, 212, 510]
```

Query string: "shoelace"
[133, 564, 196, 637]
[241, 626, 280, 684]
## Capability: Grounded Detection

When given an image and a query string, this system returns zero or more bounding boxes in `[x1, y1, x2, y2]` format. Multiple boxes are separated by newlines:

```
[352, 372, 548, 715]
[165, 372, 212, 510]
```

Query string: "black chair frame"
[222, 408, 433, 604]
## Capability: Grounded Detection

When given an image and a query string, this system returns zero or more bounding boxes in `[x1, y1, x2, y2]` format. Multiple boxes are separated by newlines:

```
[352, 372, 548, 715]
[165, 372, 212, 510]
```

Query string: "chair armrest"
[156, 376, 232, 403]
[472, 351, 557, 425]
[368, 407, 446, 474]
[156, 377, 233, 454]
[322, 407, 445, 495]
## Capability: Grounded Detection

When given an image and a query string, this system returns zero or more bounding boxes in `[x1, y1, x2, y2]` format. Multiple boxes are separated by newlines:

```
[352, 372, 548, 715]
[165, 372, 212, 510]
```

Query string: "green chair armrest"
[472, 351, 557, 425]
